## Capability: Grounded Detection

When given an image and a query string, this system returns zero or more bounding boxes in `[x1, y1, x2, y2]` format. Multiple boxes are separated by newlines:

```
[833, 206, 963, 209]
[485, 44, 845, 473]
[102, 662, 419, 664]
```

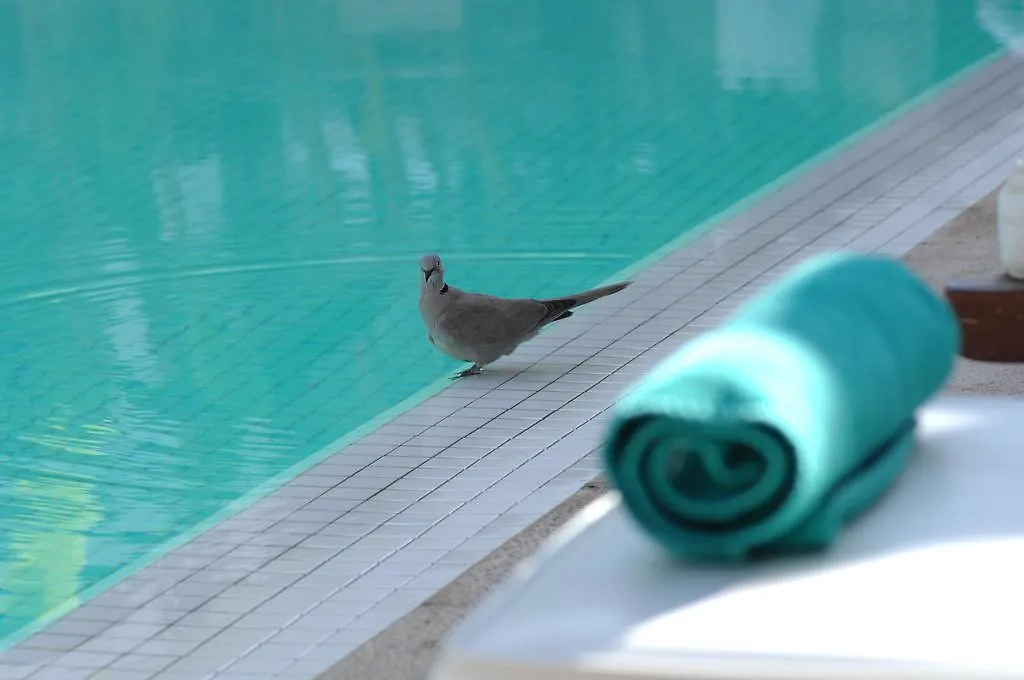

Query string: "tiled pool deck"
[3, 51, 1024, 680]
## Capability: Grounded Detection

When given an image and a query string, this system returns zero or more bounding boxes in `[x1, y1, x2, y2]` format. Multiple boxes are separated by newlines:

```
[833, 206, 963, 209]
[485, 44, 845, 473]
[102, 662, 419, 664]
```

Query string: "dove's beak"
[422, 267, 435, 282]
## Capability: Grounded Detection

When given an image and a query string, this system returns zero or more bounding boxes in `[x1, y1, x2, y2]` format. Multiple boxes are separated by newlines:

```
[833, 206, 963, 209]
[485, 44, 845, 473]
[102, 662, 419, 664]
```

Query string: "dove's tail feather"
[552, 310, 573, 322]
[548, 281, 631, 307]
[538, 281, 631, 323]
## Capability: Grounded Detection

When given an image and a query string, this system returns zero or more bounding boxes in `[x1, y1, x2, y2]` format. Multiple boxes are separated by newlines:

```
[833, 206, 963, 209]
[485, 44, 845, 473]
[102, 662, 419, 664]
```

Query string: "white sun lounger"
[431, 395, 1024, 680]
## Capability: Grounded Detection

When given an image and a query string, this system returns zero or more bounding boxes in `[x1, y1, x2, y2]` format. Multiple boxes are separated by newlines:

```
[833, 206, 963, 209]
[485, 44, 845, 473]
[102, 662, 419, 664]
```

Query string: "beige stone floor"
[319, 191, 1024, 680]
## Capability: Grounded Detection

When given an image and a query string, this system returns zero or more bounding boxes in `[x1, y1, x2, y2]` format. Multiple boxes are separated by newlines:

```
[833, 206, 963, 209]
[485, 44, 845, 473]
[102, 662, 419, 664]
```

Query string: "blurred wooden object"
[945, 275, 1024, 363]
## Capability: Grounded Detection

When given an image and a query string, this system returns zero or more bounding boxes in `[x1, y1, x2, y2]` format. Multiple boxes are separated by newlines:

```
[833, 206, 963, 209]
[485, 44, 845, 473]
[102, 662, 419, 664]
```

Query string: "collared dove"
[418, 253, 631, 379]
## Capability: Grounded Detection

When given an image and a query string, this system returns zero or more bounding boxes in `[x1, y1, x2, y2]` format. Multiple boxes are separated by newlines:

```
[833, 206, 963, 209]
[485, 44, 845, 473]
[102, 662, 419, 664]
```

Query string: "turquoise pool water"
[0, 0, 1002, 642]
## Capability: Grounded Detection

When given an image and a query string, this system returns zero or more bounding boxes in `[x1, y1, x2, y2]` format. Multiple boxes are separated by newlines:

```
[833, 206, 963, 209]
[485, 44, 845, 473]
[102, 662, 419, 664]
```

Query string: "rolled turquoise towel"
[604, 252, 959, 561]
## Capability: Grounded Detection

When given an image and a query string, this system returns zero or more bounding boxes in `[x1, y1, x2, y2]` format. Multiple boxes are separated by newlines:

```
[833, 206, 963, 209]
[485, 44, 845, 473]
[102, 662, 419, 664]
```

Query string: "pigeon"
[418, 253, 631, 379]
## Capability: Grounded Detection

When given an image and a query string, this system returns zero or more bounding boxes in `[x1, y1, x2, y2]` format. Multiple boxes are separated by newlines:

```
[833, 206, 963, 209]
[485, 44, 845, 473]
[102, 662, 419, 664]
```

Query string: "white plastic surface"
[433, 396, 1024, 680]
[998, 159, 1024, 279]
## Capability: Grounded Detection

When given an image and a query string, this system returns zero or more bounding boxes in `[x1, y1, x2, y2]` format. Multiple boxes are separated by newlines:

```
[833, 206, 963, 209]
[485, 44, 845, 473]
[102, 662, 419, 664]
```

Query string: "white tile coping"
[1, 49, 1023, 680]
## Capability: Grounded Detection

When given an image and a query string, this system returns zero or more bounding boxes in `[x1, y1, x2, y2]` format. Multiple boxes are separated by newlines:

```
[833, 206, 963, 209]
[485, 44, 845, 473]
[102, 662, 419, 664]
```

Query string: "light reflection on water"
[0, 0, 1002, 642]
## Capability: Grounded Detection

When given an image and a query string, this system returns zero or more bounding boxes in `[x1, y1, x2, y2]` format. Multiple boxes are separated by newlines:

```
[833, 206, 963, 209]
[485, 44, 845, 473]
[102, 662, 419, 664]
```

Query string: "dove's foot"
[451, 364, 483, 379]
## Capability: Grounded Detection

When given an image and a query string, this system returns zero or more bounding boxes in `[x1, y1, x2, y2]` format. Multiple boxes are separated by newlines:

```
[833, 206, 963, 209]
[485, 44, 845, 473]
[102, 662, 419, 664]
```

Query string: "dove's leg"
[451, 363, 483, 379]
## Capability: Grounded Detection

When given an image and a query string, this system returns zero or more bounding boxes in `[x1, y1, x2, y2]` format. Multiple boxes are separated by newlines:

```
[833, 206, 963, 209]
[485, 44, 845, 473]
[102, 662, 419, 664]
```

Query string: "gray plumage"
[418, 253, 631, 378]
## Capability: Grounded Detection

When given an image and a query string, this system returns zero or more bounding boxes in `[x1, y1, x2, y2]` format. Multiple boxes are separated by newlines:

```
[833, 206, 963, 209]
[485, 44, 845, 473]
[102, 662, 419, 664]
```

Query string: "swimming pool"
[0, 0, 1002, 644]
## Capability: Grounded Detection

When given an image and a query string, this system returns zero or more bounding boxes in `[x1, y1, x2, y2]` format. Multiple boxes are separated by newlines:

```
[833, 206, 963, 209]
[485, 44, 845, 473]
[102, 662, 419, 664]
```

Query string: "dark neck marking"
[440, 283, 449, 295]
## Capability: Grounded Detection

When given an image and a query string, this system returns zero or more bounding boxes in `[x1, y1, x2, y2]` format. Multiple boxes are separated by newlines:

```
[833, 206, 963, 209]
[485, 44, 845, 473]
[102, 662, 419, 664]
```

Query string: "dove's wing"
[436, 293, 549, 357]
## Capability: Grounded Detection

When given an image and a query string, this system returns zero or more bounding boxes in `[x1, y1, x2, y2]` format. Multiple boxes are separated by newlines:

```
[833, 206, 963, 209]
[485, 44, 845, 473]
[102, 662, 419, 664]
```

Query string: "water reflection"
[152, 156, 226, 243]
[977, 0, 1024, 52]
[0, 0, 1001, 642]
[1, 472, 103, 622]
[716, 0, 824, 92]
